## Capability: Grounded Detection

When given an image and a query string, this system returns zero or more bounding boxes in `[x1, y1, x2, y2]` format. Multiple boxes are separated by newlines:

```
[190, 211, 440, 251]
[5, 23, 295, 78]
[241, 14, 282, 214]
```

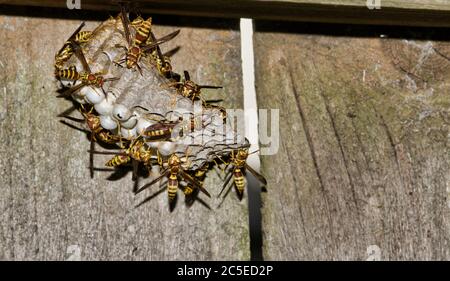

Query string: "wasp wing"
[135, 169, 169, 194]
[59, 83, 85, 97]
[218, 168, 234, 197]
[57, 22, 85, 55]
[71, 43, 91, 73]
[119, 3, 132, 46]
[180, 170, 211, 198]
[245, 164, 267, 186]
[141, 30, 181, 52]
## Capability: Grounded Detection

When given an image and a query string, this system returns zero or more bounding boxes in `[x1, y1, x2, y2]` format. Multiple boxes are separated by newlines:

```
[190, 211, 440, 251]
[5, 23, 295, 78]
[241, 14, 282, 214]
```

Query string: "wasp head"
[236, 149, 249, 161]
[168, 154, 181, 167]
[85, 113, 101, 131]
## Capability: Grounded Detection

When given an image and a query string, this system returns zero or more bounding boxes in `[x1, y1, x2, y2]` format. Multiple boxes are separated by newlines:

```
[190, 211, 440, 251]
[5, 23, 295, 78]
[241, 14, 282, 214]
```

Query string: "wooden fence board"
[0, 9, 248, 260]
[254, 22, 450, 260]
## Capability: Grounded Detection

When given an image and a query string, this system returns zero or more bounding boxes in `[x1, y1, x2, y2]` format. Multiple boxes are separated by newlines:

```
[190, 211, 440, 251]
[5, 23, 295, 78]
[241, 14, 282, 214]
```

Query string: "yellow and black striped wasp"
[104, 138, 153, 168]
[149, 32, 177, 79]
[114, 5, 180, 75]
[55, 38, 119, 98]
[135, 153, 211, 205]
[59, 104, 123, 178]
[141, 115, 206, 142]
[183, 162, 211, 206]
[142, 120, 179, 141]
[168, 71, 223, 102]
[218, 142, 267, 201]
[55, 22, 91, 70]
[89, 135, 154, 182]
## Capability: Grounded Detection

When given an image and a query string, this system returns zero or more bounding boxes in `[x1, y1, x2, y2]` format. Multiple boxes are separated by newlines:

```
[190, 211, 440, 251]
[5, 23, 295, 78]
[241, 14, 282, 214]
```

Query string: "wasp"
[130, 16, 144, 28]
[79, 105, 123, 145]
[135, 154, 210, 204]
[170, 71, 222, 102]
[102, 138, 153, 167]
[116, 4, 179, 78]
[183, 163, 210, 197]
[115, 6, 180, 74]
[55, 22, 92, 70]
[55, 67, 114, 92]
[89, 148, 138, 180]
[56, 65, 79, 80]
[218, 146, 267, 200]
[134, 17, 153, 46]
[121, 8, 153, 48]
[141, 121, 178, 141]
[152, 47, 175, 79]
[56, 42, 119, 97]
[59, 105, 122, 178]
[143, 25, 179, 80]
[61, 104, 121, 145]
[99, 137, 154, 182]
[127, 138, 154, 164]
[142, 116, 205, 141]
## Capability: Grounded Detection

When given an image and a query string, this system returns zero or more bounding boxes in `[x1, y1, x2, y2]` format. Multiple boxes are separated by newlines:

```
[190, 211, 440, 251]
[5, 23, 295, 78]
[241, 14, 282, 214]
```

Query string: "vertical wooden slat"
[254, 22, 450, 260]
[0, 8, 248, 260]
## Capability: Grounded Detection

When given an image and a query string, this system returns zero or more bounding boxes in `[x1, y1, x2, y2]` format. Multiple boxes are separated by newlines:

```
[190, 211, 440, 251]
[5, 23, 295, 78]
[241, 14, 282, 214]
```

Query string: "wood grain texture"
[0, 10, 248, 260]
[2, 0, 450, 27]
[254, 22, 450, 260]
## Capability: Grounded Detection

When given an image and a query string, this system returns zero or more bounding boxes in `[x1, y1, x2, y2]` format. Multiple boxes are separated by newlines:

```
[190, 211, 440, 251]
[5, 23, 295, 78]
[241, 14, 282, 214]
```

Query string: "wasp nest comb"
[55, 12, 266, 208]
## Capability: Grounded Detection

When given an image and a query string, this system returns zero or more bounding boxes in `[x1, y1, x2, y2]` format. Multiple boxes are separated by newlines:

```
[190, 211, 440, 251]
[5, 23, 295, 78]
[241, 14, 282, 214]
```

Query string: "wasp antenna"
[59, 115, 84, 123]
[59, 120, 89, 134]
[57, 105, 77, 117]
[163, 46, 181, 58]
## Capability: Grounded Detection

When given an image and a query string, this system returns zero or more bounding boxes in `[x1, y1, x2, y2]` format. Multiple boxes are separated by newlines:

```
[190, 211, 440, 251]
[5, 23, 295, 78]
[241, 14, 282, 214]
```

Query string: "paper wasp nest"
[59, 17, 246, 171]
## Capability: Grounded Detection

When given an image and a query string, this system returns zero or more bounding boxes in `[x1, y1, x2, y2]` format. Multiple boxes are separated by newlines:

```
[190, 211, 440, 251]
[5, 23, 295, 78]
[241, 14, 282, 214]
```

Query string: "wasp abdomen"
[75, 31, 92, 43]
[167, 175, 178, 202]
[233, 169, 245, 195]
[56, 66, 79, 80]
[134, 19, 152, 46]
[106, 155, 131, 167]
[183, 185, 194, 196]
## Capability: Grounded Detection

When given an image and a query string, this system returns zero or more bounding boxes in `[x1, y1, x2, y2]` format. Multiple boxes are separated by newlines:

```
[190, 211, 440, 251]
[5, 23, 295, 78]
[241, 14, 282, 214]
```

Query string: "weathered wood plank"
[2, 0, 450, 27]
[255, 22, 450, 260]
[0, 9, 248, 260]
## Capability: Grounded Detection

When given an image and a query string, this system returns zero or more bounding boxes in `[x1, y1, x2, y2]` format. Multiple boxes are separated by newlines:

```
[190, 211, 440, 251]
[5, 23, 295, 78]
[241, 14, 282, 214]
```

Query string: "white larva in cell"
[100, 115, 117, 130]
[83, 87, 105, 104]
[120, 127, 137, 139]
[112, 104, 131, 121]
[136, 118, 154, 134]
[147, 142, 159, 149]
[94, 98, 114, 115]
[157, 141, 177, 156]
[121, 116, 138, 129]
